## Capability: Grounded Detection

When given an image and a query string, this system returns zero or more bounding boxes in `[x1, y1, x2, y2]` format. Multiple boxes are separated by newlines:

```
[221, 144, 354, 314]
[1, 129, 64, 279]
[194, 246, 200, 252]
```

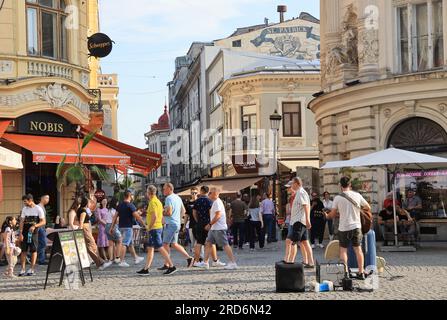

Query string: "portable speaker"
[275, 261, 305, 293]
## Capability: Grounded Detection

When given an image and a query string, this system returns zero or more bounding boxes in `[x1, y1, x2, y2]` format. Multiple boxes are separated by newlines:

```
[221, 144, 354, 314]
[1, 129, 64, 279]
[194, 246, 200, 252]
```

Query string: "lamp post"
[270, 110, 282, 225]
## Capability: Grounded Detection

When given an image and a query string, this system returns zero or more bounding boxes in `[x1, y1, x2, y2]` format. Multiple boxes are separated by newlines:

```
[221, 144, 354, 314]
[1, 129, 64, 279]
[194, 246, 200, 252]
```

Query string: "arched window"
[388, 117, 447, 154]
[26, 0, 68, 61]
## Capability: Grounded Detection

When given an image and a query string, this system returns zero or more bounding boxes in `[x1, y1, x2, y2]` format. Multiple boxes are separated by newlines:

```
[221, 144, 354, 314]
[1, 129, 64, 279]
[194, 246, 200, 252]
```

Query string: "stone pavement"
[1, 241, 446, 300]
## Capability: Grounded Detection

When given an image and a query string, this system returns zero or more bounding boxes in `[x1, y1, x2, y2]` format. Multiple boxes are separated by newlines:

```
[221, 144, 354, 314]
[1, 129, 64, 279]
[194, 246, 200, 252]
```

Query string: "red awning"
[2, 133, 130, 166]
[81, 128, 162, 174]
[0, 120, 11, 138]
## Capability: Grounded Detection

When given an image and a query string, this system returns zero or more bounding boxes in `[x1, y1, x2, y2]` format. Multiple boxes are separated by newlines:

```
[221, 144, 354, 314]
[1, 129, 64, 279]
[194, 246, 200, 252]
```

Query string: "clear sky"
[98, 0, 320, 148]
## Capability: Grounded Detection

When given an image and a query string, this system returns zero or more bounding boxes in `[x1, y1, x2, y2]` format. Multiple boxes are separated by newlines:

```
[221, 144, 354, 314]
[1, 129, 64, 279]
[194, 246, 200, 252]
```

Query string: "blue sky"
[98, 0, 320, 148]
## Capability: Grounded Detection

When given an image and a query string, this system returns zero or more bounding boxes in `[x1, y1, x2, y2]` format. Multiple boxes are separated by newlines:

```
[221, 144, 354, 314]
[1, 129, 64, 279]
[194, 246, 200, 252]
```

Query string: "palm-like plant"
[56, 130, 110, 199]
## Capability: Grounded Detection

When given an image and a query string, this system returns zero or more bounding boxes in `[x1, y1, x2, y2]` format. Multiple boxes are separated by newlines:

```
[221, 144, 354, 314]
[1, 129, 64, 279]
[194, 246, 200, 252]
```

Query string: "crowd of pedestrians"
[0, 175, 374, 281]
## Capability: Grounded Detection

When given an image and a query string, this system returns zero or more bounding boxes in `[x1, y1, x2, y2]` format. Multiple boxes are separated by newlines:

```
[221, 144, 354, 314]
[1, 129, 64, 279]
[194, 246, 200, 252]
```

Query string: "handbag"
[339, 192, 373, 234]
[13, 246, 22, 257]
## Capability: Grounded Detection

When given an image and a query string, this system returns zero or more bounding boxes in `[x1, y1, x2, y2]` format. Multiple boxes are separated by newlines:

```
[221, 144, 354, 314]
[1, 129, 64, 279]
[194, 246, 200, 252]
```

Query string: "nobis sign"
[87, 33, 114, 58]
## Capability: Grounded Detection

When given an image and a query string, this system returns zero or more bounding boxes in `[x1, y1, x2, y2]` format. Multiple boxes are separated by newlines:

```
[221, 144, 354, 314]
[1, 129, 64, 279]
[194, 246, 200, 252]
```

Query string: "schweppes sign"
[87, 33, 114, 58]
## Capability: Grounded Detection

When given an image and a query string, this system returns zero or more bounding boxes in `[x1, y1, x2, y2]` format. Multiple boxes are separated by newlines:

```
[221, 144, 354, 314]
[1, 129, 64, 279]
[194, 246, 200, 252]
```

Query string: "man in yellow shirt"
[137, 185, 176, 276]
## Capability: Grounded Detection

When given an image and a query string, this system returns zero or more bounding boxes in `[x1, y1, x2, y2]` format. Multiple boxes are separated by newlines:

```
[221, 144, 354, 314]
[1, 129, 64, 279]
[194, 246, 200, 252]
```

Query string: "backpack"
[338, 192, 373, 234]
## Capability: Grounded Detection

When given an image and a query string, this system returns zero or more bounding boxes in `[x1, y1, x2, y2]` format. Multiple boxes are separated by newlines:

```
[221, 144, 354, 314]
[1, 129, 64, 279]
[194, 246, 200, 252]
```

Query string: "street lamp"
[270, 110, 282, 239]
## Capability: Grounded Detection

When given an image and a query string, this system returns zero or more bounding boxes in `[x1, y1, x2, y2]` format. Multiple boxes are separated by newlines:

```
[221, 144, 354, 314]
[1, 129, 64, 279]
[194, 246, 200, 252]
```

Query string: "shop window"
[282, 102, 302, 137]
[26, 0, 68, 61]
[396, 0, 444, 73]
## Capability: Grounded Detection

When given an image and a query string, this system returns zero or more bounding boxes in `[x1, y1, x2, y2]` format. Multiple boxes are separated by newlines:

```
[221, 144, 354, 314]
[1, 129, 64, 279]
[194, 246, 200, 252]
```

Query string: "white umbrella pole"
[392, 174, 399, 247]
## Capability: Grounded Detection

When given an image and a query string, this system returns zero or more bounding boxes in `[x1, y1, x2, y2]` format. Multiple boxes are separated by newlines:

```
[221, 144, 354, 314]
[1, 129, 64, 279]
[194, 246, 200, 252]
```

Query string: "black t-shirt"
[77, 208, 89, 225]
[379, 210, 394, 222]
[117, 202, 137, 228]
[186, 200, 196, 227]
[193, 196, 213, 225]
[311, 199, 325, 219]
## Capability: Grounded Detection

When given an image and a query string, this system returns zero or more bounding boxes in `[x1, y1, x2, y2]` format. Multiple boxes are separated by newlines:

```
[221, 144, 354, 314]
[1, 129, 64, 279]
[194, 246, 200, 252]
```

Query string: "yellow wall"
[0, 170, 23, 223]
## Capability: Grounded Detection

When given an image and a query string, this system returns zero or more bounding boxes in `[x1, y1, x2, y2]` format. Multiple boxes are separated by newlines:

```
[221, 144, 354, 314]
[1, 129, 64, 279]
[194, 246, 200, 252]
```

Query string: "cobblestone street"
[1, 241, 446, 300]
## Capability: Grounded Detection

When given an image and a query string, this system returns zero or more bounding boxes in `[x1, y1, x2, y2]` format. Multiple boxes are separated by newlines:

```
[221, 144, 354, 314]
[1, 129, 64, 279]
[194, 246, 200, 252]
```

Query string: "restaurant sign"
[88, 33, 114, 58]
[16, 112, 77, 137]
[231, 154, 269, 175]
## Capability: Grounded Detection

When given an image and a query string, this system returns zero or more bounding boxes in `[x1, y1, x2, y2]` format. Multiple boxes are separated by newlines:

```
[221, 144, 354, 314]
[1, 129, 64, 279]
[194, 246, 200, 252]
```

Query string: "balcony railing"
[28, 61, 73, 79]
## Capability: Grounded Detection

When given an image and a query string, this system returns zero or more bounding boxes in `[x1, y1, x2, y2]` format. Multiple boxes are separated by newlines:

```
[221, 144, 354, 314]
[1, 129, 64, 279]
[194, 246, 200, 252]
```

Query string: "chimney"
[277, 5, 287, 23]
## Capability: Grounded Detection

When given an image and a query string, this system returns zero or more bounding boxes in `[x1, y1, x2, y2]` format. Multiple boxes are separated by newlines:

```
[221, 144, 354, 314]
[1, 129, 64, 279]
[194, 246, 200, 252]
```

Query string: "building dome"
[151, 105, 170, 131]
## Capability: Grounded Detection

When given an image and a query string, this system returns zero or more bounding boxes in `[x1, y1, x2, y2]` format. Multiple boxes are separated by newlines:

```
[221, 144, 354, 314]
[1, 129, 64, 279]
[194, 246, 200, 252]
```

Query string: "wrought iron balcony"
[88, 89, 103, 112]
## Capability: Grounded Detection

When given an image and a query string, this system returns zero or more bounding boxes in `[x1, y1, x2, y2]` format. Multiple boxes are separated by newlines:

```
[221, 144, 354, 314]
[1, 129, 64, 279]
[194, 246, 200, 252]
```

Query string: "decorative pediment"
[34, 83, 76, 108]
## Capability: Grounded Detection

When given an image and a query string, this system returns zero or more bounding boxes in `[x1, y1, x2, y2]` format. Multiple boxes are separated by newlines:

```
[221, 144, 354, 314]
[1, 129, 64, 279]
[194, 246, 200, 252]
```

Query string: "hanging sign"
[88, 33, 114, 58]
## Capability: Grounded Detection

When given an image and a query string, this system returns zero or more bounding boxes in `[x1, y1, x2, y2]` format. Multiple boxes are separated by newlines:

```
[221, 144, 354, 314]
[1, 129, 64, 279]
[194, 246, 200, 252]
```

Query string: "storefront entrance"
[24, 150, 58, 222]
[388, 117, 447, 217]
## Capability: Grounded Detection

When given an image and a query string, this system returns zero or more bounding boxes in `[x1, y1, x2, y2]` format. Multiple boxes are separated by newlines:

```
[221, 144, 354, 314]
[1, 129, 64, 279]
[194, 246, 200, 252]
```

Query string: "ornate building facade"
[310, 0, 447, 229]
[0, 0, 139, 222]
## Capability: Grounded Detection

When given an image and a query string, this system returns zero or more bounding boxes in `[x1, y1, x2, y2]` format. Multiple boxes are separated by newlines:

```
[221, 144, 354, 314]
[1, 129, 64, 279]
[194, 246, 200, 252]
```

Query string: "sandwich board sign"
[44, 230, 92, 289]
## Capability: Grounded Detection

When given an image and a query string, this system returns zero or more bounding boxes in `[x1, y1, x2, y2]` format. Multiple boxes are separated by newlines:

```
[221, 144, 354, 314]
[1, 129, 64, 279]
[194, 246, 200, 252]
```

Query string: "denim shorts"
[145, 228, 163, 249]
[106, 223, 121, 242]
[120, 228, 133, 247]
[163, 224, 180, 244]
[287, 222, 308, 244]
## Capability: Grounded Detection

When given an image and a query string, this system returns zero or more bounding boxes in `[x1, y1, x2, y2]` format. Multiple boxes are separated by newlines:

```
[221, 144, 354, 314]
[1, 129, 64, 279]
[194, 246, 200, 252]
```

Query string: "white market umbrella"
[321, 148, 447, 249]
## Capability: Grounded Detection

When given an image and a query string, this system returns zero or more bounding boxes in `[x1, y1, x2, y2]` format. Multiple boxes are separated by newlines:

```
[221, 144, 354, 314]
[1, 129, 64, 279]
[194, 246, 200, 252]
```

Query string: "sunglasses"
[191, 192, 198, 195]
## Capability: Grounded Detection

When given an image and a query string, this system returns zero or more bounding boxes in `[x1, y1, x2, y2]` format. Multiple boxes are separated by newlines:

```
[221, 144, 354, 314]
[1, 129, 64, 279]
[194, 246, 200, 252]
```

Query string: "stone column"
[320, 0, 341, 90]
[357, 0, 381, 81]
[443, 0, 447, 67]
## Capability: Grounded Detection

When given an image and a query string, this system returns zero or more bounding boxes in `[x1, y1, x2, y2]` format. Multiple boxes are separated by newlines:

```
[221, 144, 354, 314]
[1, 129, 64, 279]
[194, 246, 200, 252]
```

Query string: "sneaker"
[193, 261, 202, 268]
[134, 257, 144, 265]
[25, 269, 35, 276]
[311, 244, 316, 249]
[114, 258, 121, 264]
[318, 243, 325, 249]
[18, 270, 26, 277]
[186, 257, 194, 268]
[101, 261, 113, 270]
[212, 260, 226, 267]
[224, 262, 238, 270]
[196, 262, 210, 269]
[118, 261, 130, 268]
[136, 268, 150, 276]
[157, 265, 169, 271]
[356, 273, 366, 280]
[164, 266, 177, 275]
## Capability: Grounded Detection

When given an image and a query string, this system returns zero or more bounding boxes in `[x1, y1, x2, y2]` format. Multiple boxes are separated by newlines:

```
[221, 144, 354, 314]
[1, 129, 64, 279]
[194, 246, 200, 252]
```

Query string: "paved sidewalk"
[0, 241, 446, 300]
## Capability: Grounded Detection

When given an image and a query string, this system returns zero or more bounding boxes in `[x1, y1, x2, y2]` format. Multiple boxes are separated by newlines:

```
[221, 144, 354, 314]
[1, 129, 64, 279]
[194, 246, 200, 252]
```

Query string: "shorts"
[20, 231, 39, 253]
[120, 228, 133, 247]
[287, 222, 308, 244]
[145, 229, 163, 249]
[338, 229, 363, 248]
[206, 230, 229, 247]
[194, 224, 209, 246]
[163, 224, 180, 244]
[105, 223, 121, 242]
